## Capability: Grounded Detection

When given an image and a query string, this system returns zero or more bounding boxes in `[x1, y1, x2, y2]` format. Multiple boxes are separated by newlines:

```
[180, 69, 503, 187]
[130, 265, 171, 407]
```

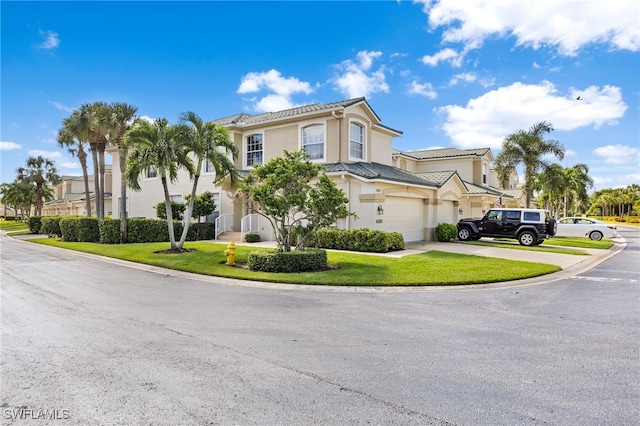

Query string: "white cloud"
[408, 81, 437, 99]
[436, 81, 627, 149]
[39, 30, 60, 49]
[420, 48, 463, 67]
[593, 144, 640, 165]
[417, 0, 639, 56]
[237, 69, 315, 112]
[28, 150, 64, 159]
[448, 72, 476, 86]
[48, 101, 74, 112]
[0, 141, 22, 151]
[139, 115, 155, 123]
[333, 50, 390, 98]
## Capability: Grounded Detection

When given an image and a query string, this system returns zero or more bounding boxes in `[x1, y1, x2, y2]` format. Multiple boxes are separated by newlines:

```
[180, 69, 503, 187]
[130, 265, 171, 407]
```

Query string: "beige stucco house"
[42, 168, 112, 217]
[107, 97, 521, 242]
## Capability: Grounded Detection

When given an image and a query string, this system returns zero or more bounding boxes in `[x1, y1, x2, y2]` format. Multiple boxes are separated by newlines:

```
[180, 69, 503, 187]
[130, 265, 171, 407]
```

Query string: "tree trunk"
[178, 174, 199, 249]
[77, 146, 91, 217]
[90, 143, 101, 219]
[119, 149, 128, 243]
[98, 146, 106, 220]
[161, 176, 177, 250]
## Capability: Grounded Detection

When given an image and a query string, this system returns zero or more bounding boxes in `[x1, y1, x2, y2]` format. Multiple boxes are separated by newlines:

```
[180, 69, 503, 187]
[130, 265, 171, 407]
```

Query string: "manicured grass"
[0, 220, 30, 235]
[28, 238, 561, 286]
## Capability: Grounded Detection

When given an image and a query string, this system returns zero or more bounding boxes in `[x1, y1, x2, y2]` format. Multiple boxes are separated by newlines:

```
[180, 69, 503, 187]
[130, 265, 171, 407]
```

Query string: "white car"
[556, 217, 618, 240]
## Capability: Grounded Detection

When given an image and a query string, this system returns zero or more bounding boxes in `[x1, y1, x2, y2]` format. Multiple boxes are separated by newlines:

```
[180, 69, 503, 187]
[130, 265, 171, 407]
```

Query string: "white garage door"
[382, 196, 425, 242]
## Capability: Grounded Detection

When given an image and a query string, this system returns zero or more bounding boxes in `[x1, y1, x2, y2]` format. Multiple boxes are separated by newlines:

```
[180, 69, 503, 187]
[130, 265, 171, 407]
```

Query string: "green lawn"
[29, 238, 561, 286]
[0, 220, 30, 235]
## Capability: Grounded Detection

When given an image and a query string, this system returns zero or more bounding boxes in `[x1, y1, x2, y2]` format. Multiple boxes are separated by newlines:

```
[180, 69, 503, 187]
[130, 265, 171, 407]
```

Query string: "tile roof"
[394, 147, 491, 160]
[462, 181, 516, 199]
[413, 170, 458, 186]
[324, 162, 445, 187]
[212, 97, 402, 135]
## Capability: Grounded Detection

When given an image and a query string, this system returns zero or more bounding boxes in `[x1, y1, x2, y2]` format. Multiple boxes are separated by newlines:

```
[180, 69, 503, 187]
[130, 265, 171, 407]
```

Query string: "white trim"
[244, 132, 264, 169]
[299, 122, 326, 162]
[348, 120, 366, 161]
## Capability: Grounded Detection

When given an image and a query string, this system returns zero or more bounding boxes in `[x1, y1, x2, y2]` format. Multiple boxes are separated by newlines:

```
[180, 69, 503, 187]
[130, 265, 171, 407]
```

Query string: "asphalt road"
[1, 228, 638, 425]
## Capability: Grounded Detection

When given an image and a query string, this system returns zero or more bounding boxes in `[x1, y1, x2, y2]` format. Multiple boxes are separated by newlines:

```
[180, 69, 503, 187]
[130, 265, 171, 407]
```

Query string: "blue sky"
[2, 0, 639, 192]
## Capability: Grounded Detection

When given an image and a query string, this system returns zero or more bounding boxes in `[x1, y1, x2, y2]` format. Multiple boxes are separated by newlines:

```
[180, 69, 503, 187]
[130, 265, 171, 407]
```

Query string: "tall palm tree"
[106, 102, 138, 243]
[124, 118, 193, 250]
[17, 155, 61, 216]
[562, 163, 593, 216]
[0, 180, 36, 219]
[495, 121, 565, 208]
[533, 163, 565, 216]
[176, 111, 238, 249]
[57, 123, 92, 216]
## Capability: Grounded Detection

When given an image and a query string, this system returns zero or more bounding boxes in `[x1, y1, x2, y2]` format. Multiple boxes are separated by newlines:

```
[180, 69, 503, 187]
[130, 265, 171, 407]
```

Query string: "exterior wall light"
[458, 208, 463, 214]
[377, 205, 384, 215]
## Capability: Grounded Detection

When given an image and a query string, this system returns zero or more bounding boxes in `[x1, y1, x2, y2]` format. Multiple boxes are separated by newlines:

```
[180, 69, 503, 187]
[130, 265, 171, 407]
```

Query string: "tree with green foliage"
[0, 180, 36, 219]
[495, 121, 565, 208]
[106, 102, 139, 242]
[58, 119, 92, 216]
[175, 111, 238, 249]
[185, 191, 216, 222]
[16, 155, 61, 216]
[238, 150, 353, 252]
[155, 200, 186, 221]
[124, 118, 192, 251]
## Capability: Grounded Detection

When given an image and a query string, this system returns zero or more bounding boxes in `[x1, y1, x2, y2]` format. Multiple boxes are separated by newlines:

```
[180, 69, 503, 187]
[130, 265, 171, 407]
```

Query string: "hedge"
[435, 223, 458, 242]
[99, 218, 215, 244]
[308, 228, 405, 253]
[248, 249, 327, 273]
[28, 216, 42, 234]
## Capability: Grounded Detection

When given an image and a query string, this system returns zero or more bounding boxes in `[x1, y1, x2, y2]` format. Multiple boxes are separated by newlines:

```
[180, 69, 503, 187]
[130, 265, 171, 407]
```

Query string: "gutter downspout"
[332, 109, 344, 161]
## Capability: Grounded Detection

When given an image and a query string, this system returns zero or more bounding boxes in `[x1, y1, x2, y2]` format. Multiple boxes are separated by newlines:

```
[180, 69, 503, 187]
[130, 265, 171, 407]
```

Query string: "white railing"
[215, 214, 234, 239]
[241, 214, 261, 242]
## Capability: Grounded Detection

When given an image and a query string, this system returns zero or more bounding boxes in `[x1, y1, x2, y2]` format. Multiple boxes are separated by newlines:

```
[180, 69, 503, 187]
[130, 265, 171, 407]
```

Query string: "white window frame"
[170, 194, 183, 203]
[203, 159, 215, 175]
[349, 121, 365, 161]
[245, 133, 264, 168]
[300, 124, 326, 161]
[145, 167, 158, 180]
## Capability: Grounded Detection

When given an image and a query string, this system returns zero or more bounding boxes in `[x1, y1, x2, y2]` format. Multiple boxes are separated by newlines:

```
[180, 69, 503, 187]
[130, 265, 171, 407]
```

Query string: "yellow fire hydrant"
[224, 241, 236, 266]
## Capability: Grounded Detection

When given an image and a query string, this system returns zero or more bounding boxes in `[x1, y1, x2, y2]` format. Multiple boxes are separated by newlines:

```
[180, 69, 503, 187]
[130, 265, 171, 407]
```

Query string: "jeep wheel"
[548, 218, 557, 236]
[457, 227, 473, 241]
[589, 230, 603, 241]
[518, 231, 536, 246]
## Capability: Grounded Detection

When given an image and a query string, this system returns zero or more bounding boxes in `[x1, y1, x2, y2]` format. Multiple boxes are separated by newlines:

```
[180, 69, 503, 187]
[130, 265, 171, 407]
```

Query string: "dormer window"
[246, 134, 263, 167]
[349, 122, 364, 160]
[302, 124, 324, 161]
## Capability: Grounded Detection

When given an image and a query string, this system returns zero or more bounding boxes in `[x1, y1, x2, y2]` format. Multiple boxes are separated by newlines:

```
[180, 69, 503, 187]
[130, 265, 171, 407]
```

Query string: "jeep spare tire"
[548, 218, 557, 236]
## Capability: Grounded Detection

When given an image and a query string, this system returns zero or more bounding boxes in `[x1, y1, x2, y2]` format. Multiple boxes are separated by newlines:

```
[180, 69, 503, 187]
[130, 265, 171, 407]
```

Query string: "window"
[349, 122, 364, 160]
[302, 125, 324, 160]
[246, 134, 263, 167]
[204, 159, 214, 174]
[486, 210, 502, 220]
[482, 163, 487, 184]
[170, 194, 183, 203]
[505, 211, 521, 220]
[146, 167, 157, 179]
[523, 211, 541, 221]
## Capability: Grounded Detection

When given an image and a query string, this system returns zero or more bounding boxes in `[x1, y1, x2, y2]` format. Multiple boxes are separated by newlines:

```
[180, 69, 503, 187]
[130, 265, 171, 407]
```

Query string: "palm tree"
[124, 118, 193, 250]
[495, 121, 565, 208]
[0, 180, 36, 219]
[176, 111, 238, 249]
[16, 156, 61, 216]
[562, 163, 593, 216]
[533, 163, 565, 216]
[106, 102, 138, 243]
[57, 122, 92, 216]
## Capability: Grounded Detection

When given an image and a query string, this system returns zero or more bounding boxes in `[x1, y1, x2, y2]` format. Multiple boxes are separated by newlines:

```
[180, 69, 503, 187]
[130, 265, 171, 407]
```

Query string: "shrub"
[40, 216, 62, 238]
[155, 201, 186, 221]
[308, 228, 405, 253]
[99, 218, 120, 244]
[185, 222, 215, 241]
[244, 232, 261, 243]
[77, 217, 100, 242]
[387, 232, 406, 250]
[248, 249, 327, 273]
[127, 218, 180, 243]
[435, 223, 458, 242]
[28, 216, 42, 234]
[60, 218, 79, 242]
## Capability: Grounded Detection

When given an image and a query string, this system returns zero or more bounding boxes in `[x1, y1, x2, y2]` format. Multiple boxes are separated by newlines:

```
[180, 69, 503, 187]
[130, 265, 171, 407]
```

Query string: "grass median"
[28, 238, 561, 286]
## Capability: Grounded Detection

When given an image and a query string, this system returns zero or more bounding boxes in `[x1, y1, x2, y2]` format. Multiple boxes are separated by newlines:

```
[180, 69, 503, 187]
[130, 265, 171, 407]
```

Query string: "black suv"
[456, 208, 557, 246]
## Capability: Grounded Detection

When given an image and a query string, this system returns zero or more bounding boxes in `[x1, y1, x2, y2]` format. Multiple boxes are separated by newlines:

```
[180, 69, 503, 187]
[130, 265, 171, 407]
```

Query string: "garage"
[381, 196, 425, 242]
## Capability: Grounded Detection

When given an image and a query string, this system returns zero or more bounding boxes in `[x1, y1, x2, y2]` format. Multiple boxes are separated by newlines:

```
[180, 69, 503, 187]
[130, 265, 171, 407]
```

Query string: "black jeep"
[456, 208, 557, 246]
